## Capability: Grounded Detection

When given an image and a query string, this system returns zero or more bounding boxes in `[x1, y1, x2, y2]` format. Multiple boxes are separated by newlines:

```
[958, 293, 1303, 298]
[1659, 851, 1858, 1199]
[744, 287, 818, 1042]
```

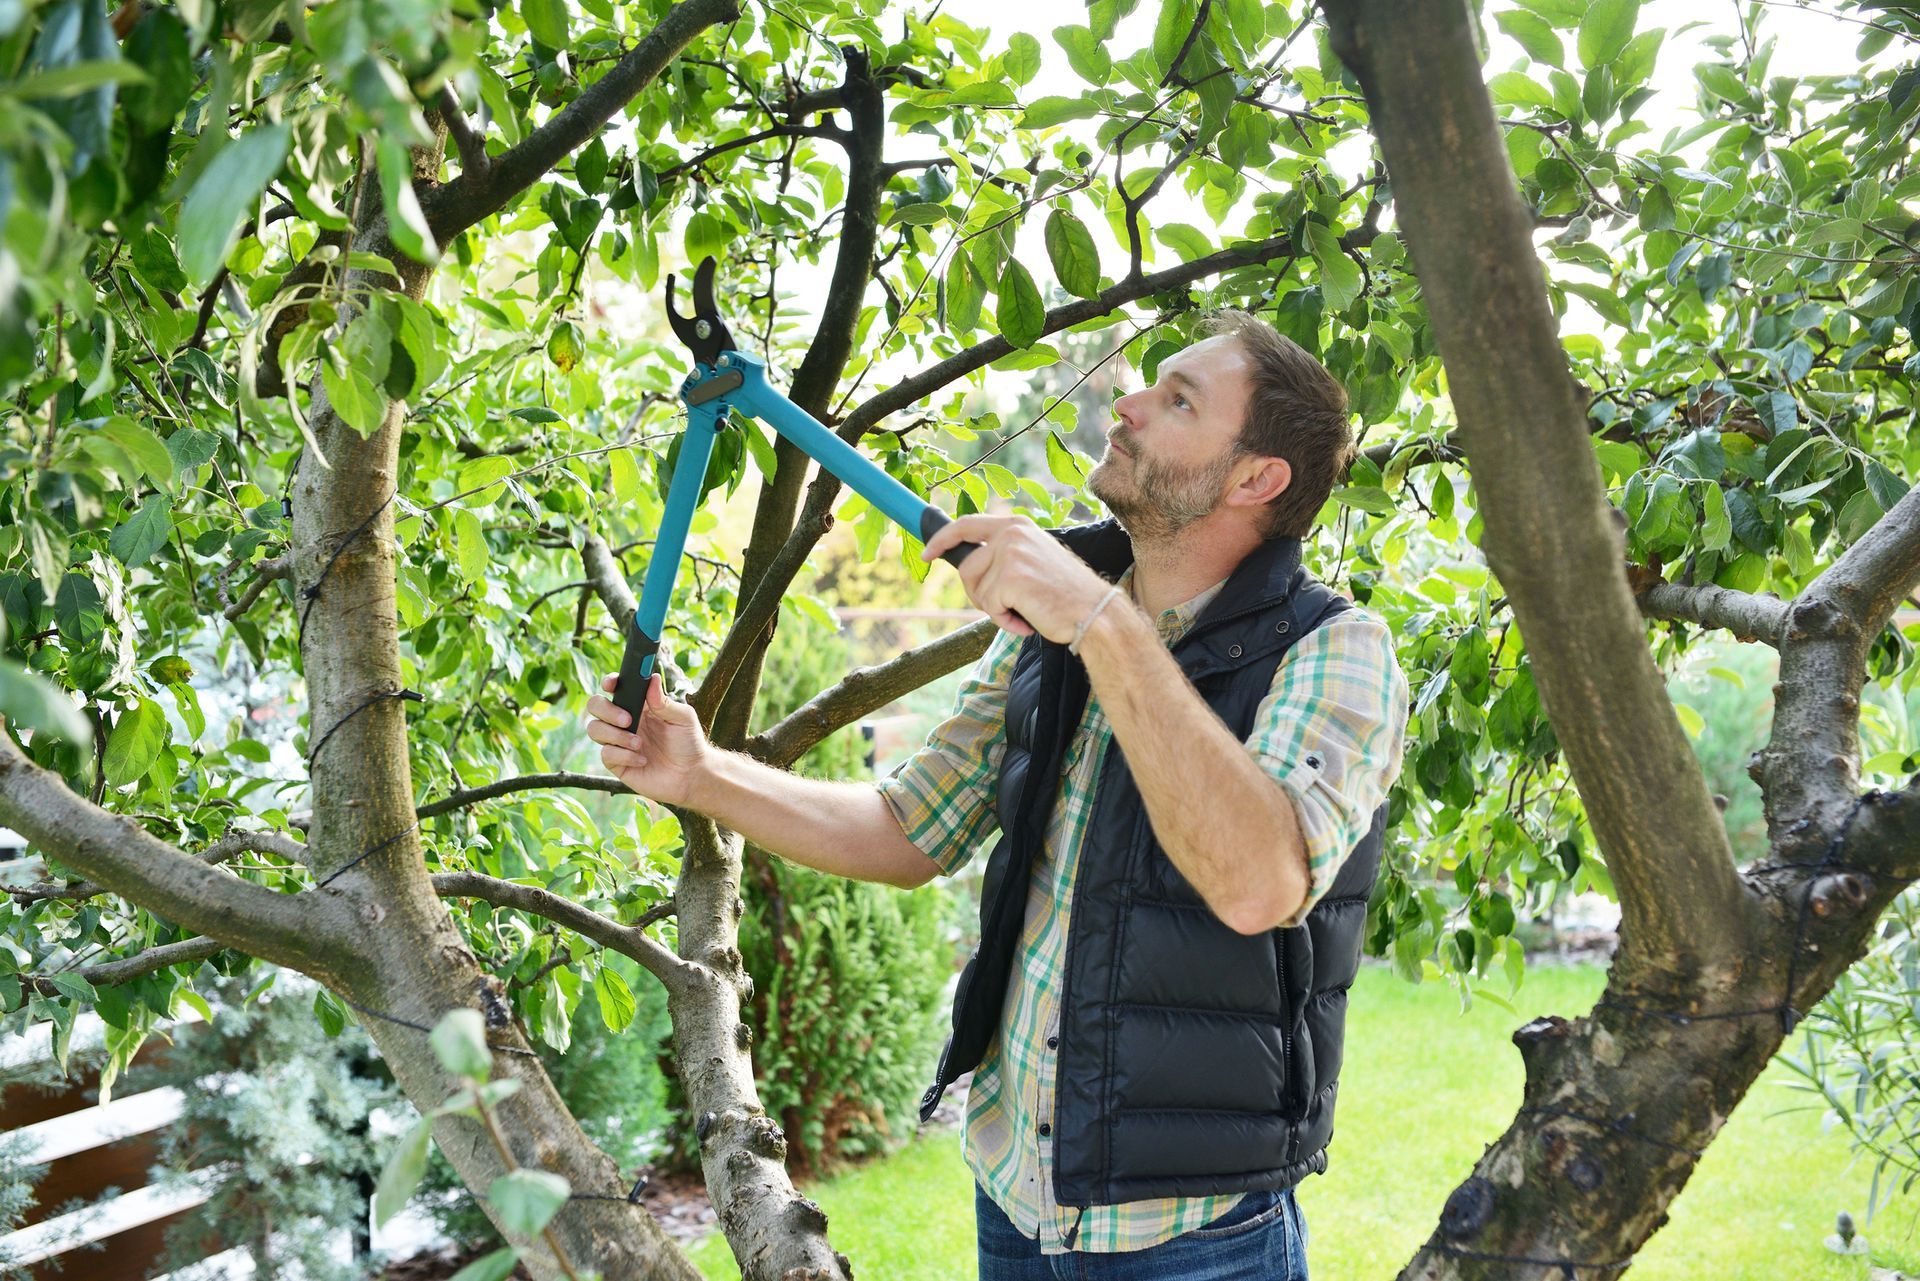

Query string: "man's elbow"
[1217, 885, 1306, 936]
[881, 847, 943, 891]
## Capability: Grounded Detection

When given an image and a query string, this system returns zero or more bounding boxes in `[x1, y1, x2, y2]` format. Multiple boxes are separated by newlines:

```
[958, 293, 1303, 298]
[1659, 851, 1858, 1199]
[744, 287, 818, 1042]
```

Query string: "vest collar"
[1054, 519, 1305, 637]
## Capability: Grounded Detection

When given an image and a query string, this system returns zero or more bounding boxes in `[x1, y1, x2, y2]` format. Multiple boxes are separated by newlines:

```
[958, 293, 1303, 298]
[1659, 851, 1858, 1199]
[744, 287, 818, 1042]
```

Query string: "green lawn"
[692, 963, 1920, 1279]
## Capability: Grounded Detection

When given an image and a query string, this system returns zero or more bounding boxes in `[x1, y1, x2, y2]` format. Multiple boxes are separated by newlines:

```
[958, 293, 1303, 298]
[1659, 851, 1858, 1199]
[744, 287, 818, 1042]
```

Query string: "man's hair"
[1201, 309, 1355, 540]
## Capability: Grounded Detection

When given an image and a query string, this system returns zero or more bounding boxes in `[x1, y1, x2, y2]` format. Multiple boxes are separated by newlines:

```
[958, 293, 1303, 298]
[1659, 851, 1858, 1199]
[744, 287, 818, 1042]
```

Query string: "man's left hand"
[921, 515, 1115, 643]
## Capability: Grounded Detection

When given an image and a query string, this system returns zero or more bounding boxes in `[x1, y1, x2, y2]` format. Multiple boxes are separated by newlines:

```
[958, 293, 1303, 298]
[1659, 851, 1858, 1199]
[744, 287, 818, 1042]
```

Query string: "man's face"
[1089, 335, 1256, 542]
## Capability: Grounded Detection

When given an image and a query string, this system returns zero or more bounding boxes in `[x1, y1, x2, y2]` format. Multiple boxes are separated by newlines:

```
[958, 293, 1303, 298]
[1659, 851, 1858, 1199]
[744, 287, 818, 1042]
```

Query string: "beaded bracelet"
[1067, 582, 1125, 656]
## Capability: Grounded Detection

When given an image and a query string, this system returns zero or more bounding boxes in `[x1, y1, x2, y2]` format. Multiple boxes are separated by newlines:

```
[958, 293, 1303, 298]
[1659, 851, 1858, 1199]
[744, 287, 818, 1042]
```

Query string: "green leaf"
[374, 1119, 433, 1228]
[452, 509, 489, 583]
[322, 362, 387, 438]
[104, 697, 166, 787]
[946, 253, 985, 332]
[1045, 430, 1087, 487]
[11, 59, 149, 99]
[166, 426, 218, 472]
[458, 455, 515, 503]
[448, 1248, 521, 1281]
[98, 416, 173, 484]
[1700, 483, 1731, 552]
[109, 492, 172, 569]
[1152, 0, 1199, 81]
[1496, 10, 1563, 67]
[1333, 486, 1395, 515]
[1488, 72, 1555, 109]
[376, 137, 439, 265]
[592, 965, 635, 1033]
[177, 123, 290, 286]
[1019, 95, 1101, 129]
[1156, 222, 1214, 263]
[997, 258, 1045, 349]
[430, 1007, 493, 1080]
[1307, 222, 1362, 311]
[0, 660, 90, 746]
[1576, 0, 1638, 69]
[522, 0, 569, 48]
[54, 573, 104, 643]
[1225, 0, 1265, 52]
[1043, 209, 1101, 299]
[314, 988, 349, 1037]
[46, 972, 96, 1002]
[1004, 32, 1041, 85]
[1052, 25, 1110, 85]
[491, 1168, 570, 1239]
[889, 201, 948, 226]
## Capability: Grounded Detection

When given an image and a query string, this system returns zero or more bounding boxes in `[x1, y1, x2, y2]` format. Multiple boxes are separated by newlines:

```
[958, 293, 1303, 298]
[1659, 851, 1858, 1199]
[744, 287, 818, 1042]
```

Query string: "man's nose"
[1114, 390, 1141, 425]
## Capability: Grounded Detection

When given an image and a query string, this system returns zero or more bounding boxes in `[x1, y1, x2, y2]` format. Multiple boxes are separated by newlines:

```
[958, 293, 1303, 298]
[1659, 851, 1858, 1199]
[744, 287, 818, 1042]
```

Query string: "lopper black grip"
[918, 507, 980, 568]
[612, 626, 660, 726]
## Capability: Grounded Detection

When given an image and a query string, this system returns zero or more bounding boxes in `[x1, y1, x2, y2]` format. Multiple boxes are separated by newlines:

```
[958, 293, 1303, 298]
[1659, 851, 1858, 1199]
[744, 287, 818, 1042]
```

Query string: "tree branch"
[746, 617, 995, 767]
[416, 772, 631, 821]
[222, 554, 291, 621]
[1322, 0, 1747, 972]
[1633, 581, 1788, 645]
[842, 229, 1329, 440]
[24, 935, 226, 995]
[657, 123, 841, 183]
[431, 872, 695, 990]
[0, 738, 355, 977]
[421, 0, 742, 242]
[1757, 483, 1920, 863]
[712, 48, 889, 745]
[9, 829, 307, 904]
[438, 83, 489, 176]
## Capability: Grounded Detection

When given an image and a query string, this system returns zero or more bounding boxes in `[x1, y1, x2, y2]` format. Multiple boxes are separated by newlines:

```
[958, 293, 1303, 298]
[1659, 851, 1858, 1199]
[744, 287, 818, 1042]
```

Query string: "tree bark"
[1319, 4, 1920, 1277]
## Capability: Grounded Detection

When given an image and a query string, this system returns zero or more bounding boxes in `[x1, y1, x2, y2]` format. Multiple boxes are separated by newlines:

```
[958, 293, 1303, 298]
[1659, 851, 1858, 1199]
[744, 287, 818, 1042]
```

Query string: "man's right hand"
[585, 673, 709, 807]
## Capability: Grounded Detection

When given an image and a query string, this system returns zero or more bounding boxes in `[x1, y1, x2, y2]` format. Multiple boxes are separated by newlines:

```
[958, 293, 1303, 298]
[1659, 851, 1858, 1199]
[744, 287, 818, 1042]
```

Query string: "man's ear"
[1229, 454, 1292, 508]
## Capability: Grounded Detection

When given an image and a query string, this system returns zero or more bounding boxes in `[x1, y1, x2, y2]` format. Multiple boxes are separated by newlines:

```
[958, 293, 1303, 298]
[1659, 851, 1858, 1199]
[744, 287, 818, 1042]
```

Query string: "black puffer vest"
[917, 520, 1388, 1207]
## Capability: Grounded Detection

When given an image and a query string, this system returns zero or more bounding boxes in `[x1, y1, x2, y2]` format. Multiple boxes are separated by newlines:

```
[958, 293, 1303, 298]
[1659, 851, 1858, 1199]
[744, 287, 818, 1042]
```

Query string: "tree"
[0, 0, 1917, 1276]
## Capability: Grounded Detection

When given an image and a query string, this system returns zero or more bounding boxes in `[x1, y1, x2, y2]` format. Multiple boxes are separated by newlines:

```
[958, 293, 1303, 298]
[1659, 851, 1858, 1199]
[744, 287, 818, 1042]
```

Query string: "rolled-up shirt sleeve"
[876, 628, 1024, 876]
[1245, 609, 1410, 928]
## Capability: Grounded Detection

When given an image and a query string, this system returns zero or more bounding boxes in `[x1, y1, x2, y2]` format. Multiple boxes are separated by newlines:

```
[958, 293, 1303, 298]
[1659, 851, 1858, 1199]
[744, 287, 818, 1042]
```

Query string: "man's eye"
[1173, 394, 1190, 410]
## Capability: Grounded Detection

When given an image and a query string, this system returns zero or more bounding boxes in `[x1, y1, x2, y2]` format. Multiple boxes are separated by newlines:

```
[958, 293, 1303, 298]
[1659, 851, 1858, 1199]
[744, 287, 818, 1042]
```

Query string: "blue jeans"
[974, 1183, 1310, 1281]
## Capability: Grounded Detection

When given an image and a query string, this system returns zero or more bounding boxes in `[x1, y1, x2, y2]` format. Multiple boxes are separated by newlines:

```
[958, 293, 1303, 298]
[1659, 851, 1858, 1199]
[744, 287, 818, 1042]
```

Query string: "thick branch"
[1634, 581, 1788, 645]
[9, 829, 306, 904]
[746, 617, 994, 767]
[1323, 0, 1747, 969]
[431, 872, 695, 990]
[24, 935, 225, 995]
[416, 771, 630, 821]
[1759, 483, 1920, 861]
[0, 738, 354, 977]
[422, 0, 741, 241]
[715, 48, 889, 746]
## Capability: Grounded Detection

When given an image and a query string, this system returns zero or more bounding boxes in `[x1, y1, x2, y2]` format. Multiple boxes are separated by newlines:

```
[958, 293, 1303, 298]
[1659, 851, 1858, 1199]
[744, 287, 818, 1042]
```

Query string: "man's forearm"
[1077, 601, 1308, 933]
[685, 750, 941, 889]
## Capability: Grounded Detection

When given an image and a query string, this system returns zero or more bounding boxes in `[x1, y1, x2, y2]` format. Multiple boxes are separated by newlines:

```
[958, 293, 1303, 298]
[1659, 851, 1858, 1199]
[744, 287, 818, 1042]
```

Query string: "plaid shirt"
[879, 567, 1409, 1254]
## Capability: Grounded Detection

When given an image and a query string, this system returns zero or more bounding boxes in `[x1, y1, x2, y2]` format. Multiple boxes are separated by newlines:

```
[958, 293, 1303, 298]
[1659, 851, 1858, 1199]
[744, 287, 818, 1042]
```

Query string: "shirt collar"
[1117, 566, 1230, 644]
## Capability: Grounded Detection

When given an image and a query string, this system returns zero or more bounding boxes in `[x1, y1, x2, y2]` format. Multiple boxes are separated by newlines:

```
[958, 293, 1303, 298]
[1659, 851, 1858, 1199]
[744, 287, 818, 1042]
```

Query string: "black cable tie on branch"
[307, 687, 423, 767]
[1517, 1106, 1704, 1157]
[314, 819, 421, 890]
[569, 1173, 650, 1204]
[297, 489, 398, 645]
[1430, 1242, 1629, 1277]
[338, 996, 541, 1058]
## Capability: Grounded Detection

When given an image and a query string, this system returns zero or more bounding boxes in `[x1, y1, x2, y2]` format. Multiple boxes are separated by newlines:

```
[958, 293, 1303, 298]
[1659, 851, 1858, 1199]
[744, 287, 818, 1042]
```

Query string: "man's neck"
[1126, 520, 1262, 616]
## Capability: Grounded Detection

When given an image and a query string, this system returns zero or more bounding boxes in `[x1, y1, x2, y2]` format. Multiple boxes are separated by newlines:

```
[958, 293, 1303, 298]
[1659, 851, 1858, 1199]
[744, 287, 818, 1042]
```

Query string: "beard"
[1088, 429, 1236, 543]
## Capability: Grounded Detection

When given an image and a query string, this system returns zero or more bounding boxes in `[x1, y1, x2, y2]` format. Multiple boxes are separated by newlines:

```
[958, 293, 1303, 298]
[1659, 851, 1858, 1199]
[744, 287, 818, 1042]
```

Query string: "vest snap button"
[1276, 621, 1291, 634]
[1227, 643, 1243, 658]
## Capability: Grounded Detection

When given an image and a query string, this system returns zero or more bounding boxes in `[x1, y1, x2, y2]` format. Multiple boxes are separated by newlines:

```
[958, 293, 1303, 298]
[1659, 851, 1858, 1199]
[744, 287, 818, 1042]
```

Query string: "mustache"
[1108, 428, 1136, 454]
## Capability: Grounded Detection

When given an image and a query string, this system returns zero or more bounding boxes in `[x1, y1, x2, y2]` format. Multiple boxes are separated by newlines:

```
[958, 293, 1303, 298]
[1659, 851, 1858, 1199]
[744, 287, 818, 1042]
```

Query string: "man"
[585, 310, 1409, 1280]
